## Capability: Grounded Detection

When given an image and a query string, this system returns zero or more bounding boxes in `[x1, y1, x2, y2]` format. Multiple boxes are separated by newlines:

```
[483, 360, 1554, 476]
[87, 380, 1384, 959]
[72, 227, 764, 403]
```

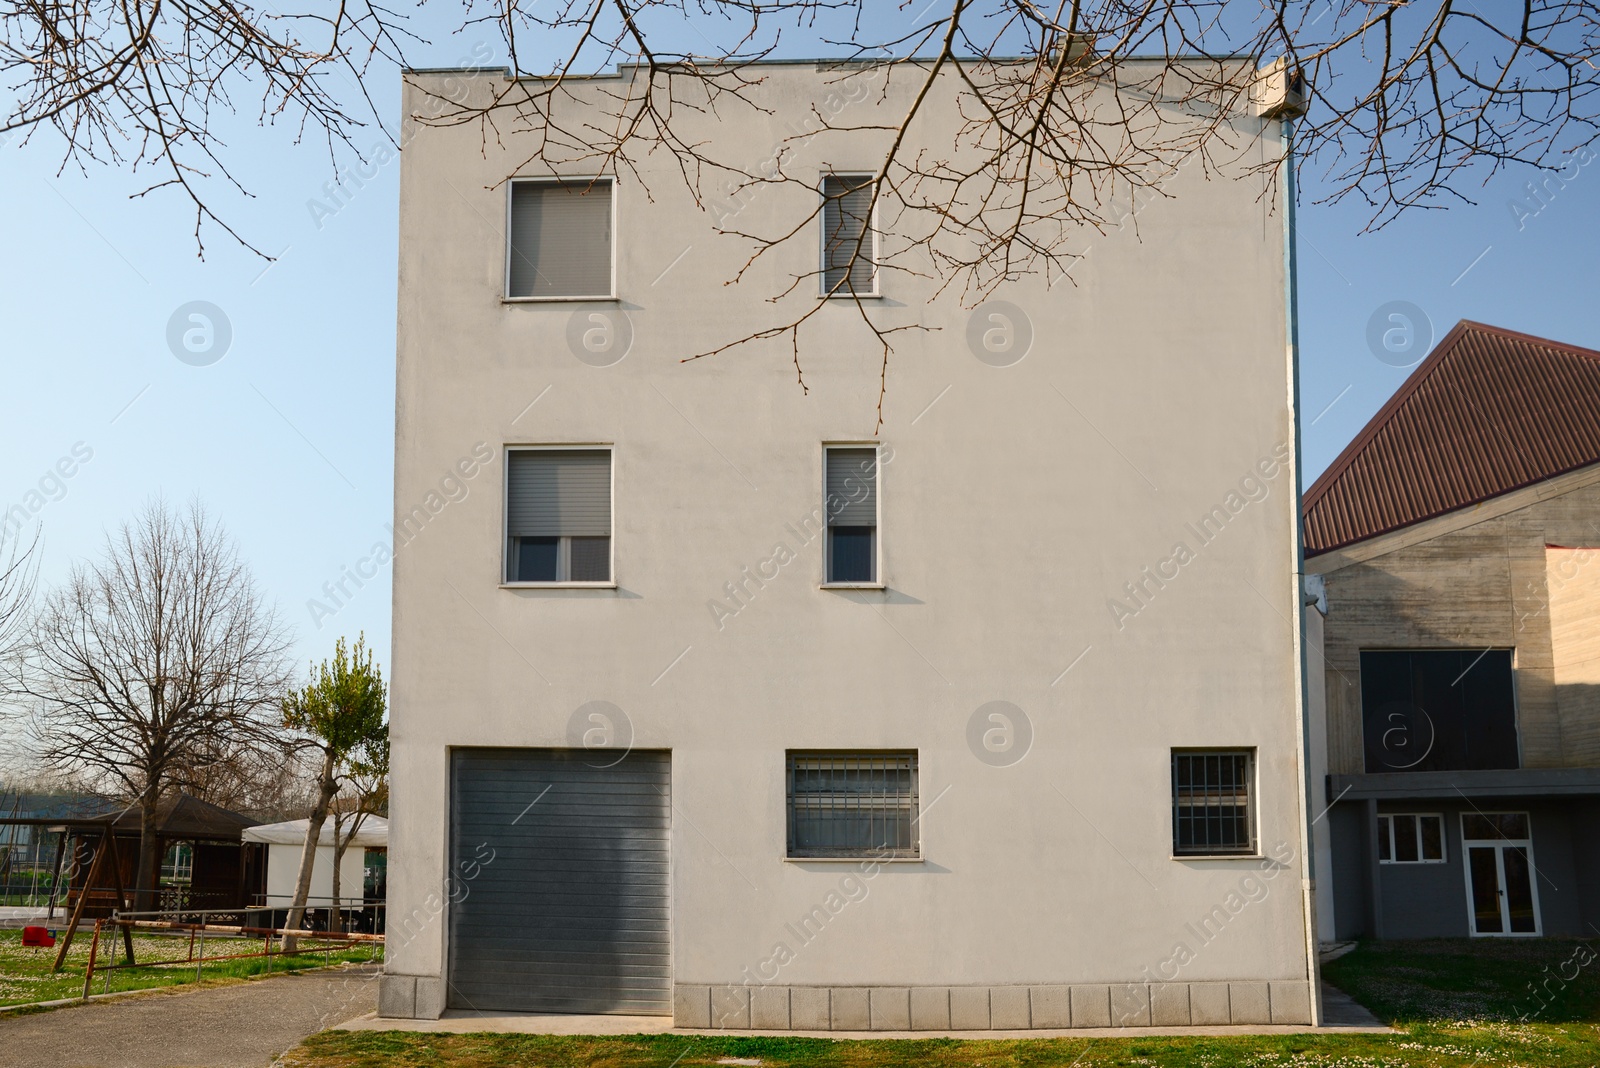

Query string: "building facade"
[1305, 322, 1600, 942]
[384, 60, 1319, 1027]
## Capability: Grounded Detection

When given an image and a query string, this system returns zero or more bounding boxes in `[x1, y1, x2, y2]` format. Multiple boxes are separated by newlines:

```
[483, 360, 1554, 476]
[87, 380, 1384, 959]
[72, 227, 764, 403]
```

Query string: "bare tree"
[182, 735, 316, 821]
[13, 499, 291, 910]
[0, 0, 411, 255]
[5, 4, 1594, 245]
[0, 524, 38, 678]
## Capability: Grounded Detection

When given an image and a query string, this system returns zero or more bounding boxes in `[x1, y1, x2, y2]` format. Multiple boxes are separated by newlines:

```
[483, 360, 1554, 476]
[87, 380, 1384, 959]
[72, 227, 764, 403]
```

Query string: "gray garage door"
[448, 748, 671, 1014]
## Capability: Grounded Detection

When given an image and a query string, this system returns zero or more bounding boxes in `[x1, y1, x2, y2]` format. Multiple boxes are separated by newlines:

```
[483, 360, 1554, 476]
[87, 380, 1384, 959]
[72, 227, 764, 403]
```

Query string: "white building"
[382, 58, 1319, 1028]
[243, 817, 387, 908]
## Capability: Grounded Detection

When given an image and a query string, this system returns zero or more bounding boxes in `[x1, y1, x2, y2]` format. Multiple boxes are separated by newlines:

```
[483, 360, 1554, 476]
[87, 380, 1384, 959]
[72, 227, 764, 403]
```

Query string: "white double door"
[1461, 812, 1541, 937]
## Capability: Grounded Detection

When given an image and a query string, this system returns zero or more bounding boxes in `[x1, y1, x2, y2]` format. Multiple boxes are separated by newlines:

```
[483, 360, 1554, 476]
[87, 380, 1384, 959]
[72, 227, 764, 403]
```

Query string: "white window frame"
[1459, 811, 1543, 937]
[502, 444, 617, 588]
[1377, 812, 1447, 865]
[821, 442, 883, 589]
[504, 176, 618, 302]
[818, 174, 880, 298]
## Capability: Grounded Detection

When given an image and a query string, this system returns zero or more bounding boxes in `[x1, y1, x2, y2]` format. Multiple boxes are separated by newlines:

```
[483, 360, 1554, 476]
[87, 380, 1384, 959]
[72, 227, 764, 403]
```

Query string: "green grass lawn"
[0, 925, 382, 1008]
[284, 939, 1600, 1068]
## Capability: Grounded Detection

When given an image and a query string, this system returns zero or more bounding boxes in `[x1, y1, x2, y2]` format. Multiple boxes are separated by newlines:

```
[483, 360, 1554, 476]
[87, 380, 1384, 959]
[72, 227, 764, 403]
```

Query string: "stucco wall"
[387, 61, 1310, 1018]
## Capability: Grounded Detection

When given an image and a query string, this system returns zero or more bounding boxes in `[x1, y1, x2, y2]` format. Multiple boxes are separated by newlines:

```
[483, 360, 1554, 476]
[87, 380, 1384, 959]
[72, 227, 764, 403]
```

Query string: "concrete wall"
[1326, 804, 1368, 941]
[386, 61, 1312, 1023]
[1309, 466, 1600, 774]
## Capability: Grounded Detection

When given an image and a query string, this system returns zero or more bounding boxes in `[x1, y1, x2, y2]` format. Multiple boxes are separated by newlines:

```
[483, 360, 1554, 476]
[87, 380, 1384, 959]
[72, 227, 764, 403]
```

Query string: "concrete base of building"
[375, 978, 1323, 1029]
[378, 974, 447, 1021]
[679, 982, 1314, 1029]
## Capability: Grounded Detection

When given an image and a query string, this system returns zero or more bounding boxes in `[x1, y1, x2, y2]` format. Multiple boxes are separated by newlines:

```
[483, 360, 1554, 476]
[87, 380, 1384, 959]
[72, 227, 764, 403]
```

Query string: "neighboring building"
[1305, 321, 1600, 941]
[242, 816, 388, 910]
[0, 790, 104, 873]
[385, 60, 1319, 1026]
[64, 795, 263, 915]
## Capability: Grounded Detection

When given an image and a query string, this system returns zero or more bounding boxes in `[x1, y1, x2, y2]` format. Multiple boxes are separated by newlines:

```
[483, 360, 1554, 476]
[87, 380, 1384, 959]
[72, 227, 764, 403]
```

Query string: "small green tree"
[280, 634, 386, 949]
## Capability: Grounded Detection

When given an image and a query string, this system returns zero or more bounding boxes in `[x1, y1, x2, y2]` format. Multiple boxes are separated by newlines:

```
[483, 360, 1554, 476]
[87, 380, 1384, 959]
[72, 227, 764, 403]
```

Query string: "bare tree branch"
[5, 1, 1595, 404]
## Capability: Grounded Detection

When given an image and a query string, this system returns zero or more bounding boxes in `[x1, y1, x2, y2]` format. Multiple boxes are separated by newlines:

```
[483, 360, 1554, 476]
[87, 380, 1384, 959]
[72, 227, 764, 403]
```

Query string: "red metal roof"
[1302, 321, 1600, 556]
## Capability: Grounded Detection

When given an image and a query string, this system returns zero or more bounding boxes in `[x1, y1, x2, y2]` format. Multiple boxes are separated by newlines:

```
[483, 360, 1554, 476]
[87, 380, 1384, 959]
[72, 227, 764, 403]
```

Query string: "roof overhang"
[1329, 768, 1600, 802]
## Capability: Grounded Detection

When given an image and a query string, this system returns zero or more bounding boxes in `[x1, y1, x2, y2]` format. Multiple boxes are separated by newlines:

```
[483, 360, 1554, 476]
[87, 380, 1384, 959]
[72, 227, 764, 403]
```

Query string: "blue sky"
[2, 18, 1596, 679]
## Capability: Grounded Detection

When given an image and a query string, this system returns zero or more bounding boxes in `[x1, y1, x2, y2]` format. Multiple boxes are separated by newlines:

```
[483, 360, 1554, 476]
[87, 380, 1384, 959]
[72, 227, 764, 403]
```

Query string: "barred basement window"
[787, 751, 918, 859]
[1171, 750, 1256, 856]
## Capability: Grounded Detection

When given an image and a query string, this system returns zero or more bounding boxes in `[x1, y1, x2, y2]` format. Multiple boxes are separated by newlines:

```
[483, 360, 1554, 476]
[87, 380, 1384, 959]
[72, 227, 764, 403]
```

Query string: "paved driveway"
[0, 965, 378, 1068]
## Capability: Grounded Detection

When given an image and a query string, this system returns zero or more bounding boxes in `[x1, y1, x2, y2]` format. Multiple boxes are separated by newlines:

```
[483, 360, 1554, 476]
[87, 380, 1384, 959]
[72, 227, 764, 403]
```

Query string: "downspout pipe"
[1281, 113, 1324, 1026]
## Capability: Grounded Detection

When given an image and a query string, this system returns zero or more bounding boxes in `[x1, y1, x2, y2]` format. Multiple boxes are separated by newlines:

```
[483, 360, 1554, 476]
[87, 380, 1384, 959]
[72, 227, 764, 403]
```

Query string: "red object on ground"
[21, 925, 56, 948]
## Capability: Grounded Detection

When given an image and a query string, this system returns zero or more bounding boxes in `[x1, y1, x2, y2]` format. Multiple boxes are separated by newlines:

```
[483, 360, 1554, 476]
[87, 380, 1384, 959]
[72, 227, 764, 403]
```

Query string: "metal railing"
[76, 904, 385, 1001]
[244, 894, 387, 934]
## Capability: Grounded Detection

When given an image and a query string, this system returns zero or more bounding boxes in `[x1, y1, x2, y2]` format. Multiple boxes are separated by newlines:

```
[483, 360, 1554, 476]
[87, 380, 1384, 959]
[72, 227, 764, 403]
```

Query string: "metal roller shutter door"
[448, 748, 671, 1014]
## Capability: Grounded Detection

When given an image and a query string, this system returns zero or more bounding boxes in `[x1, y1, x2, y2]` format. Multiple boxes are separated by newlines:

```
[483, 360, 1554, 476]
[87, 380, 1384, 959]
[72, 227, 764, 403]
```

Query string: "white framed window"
[506, 178, 615, 300]
[1377, 813, 1446, 864]
[1171, 749, 1257, 857]
[786, 751, 918, 859]
[504, 447, 613, 584]
[823, 445, 879, 585]
[820, 174, 878, 296]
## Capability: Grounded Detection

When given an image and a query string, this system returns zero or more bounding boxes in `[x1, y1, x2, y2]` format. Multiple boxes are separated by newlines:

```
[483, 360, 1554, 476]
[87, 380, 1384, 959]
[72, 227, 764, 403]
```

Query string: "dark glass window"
[1378, 813, 1446, 863]
[515, 537, 559, 582]
[1462, 812, 1530, 841]
[1171, 750, 1255, 856]
[1360, 650, 1519, 772]
[1420, 815, 1444, 859]
[828, 527, 875, 583]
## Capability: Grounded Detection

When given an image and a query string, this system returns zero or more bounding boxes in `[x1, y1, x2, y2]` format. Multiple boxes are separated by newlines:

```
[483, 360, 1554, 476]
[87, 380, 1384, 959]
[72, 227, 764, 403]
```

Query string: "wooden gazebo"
[0, 794, 266, 971]
[72, 795, 265, 915]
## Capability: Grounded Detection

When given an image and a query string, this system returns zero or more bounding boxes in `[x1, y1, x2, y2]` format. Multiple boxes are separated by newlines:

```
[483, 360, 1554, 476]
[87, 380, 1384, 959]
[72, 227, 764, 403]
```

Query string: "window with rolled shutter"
[507, 180, 614, 298]
[506, 449, 612, 582]
[825, 446, 877, 583]
[821, 175, 877, 295]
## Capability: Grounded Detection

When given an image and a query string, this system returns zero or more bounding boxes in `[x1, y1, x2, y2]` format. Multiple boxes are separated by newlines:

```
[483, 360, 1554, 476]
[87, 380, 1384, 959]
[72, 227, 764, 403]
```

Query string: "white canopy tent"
[242, 816, 387, 907]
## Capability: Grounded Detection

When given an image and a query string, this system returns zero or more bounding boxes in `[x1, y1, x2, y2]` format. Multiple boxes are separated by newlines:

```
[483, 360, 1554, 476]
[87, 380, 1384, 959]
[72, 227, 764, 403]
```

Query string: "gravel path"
[0, 965, 378, 1068]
